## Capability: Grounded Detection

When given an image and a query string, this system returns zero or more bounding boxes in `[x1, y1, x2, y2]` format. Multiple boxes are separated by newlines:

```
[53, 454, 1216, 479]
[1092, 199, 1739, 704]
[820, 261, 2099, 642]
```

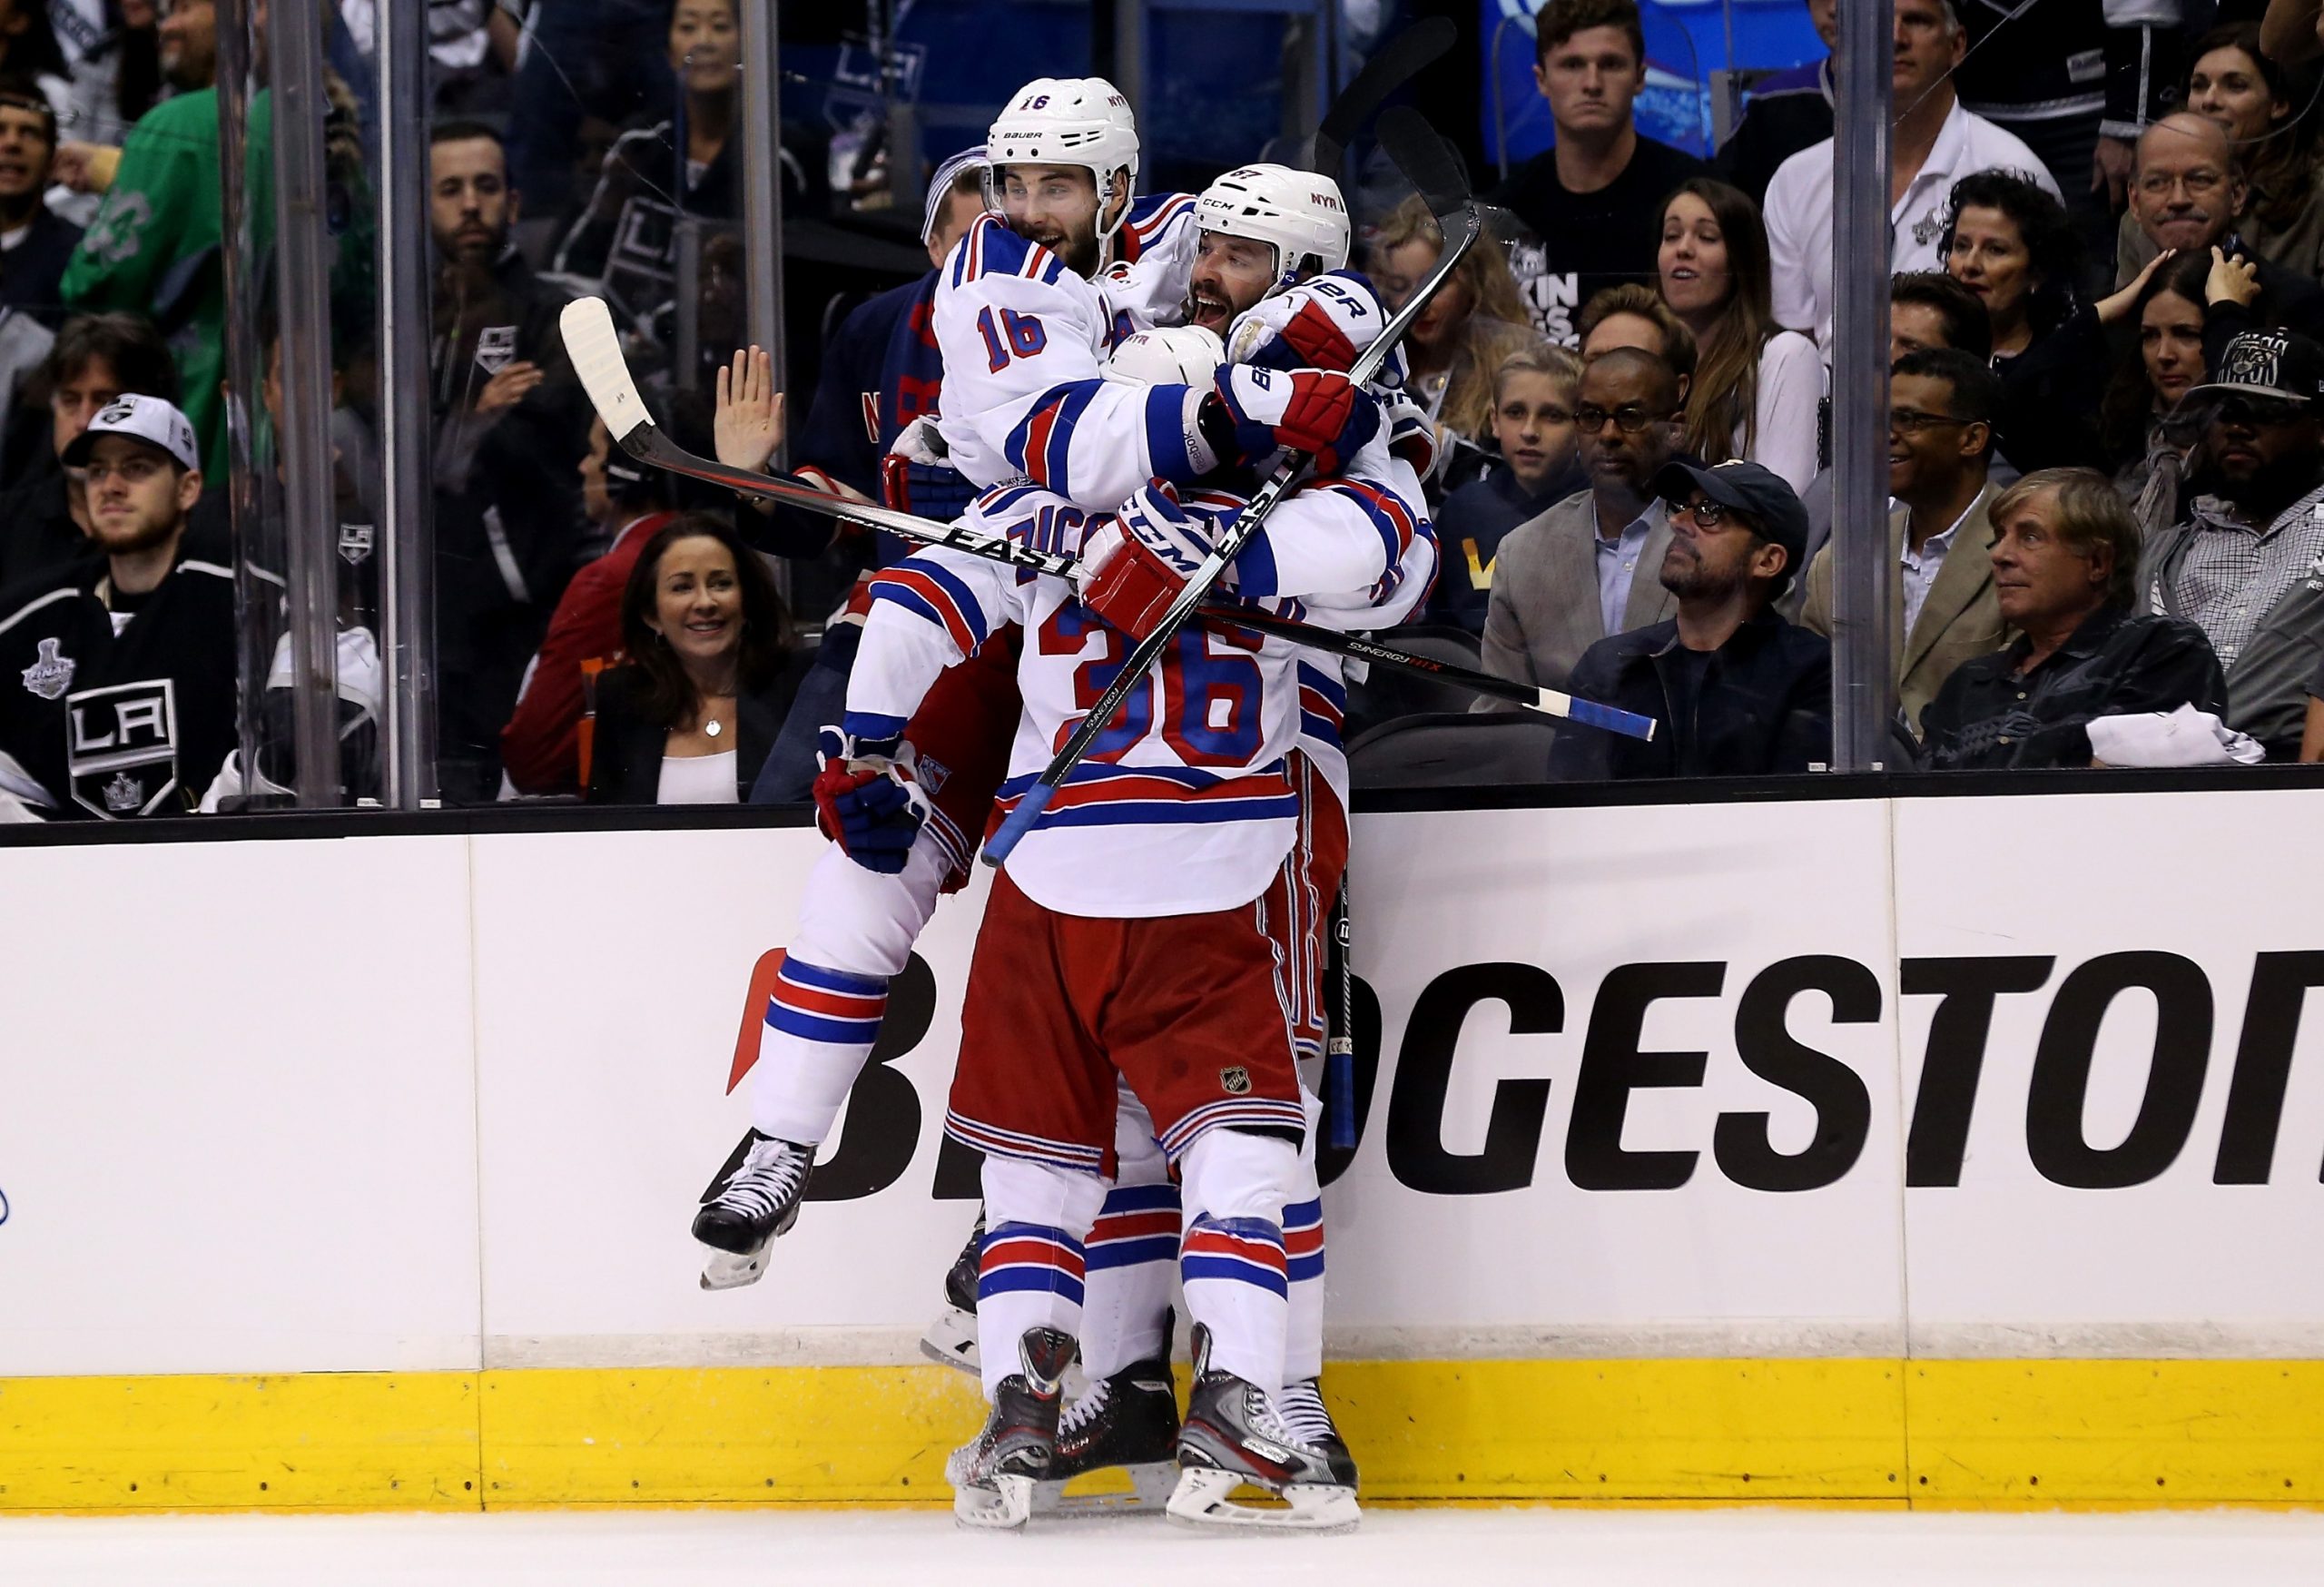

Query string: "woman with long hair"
[2096, 249, 2214, 536]
[1652, 176, 1822, 491]
[1371, 192, 1542, 498]
[587, 512, 805, 804]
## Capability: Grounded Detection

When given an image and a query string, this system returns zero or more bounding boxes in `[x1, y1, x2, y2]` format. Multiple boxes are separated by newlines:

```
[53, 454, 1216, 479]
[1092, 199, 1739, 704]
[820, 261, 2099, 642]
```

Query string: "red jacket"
[499, 510, 679, 794]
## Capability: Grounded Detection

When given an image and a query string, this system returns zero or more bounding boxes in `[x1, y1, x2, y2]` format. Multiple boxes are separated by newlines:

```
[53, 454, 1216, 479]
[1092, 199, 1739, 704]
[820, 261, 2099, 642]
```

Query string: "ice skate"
[691, 1129, 813, 1290]
[949, 1326, 1075, 1530]
[1032, 1334, 1182, 1516]
[1270, 1376, 1359, 1491]
[1169, 1325, 1362, 1532]
[920, 1211, 984, 1373]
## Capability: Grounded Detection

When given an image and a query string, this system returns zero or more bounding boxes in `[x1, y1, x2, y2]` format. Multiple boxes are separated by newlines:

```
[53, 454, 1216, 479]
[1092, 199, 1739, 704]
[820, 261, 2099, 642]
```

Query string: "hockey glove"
[1224, 271, 1385, 375]
[1206, 364, 1383, 478]
[811, 728, 931, 873]
[1078, 480, 1215, 640]
[1384, 394, 1444, 483]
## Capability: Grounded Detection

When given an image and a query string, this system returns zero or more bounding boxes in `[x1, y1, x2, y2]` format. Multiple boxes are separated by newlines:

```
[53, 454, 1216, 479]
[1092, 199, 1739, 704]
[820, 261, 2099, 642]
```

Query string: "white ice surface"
[4, 1507, 2324, 1585]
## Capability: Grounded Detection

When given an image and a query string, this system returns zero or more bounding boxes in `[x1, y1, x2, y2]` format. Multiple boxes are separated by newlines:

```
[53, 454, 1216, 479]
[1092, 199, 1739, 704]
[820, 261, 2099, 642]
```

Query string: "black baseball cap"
[1650, 456, 1809, 583]
[2185, 329, 2324, 407]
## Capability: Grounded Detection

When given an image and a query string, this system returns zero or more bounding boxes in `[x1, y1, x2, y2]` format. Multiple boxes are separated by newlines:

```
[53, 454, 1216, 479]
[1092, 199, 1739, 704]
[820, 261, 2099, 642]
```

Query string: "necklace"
[704, 717, 723, 738]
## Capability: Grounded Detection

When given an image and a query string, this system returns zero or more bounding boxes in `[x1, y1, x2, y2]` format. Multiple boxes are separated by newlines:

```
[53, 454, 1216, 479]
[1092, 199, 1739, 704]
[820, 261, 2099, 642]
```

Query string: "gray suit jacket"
[1478, 489, 1678, 707]
[1800, 484, 2012, 732]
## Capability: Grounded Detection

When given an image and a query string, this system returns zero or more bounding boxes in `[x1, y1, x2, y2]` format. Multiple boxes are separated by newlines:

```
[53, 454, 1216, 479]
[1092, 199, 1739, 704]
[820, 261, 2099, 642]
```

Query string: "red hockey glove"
[1209, 364, 1383, 476]
[1078, 480, 1215, 640]
[811, 728, 930, 873]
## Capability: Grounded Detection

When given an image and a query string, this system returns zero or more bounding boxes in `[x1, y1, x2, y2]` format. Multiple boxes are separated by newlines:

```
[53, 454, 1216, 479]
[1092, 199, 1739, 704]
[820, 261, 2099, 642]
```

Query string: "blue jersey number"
[976, 307, 1049, 373]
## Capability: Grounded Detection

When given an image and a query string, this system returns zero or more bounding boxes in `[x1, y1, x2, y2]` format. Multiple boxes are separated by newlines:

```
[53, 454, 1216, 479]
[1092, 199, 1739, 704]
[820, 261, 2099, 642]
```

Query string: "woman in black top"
[587, 512, 807, 804]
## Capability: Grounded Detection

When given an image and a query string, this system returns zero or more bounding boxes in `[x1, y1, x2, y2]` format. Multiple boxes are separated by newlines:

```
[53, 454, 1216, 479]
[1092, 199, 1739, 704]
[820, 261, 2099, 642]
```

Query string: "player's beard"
[1181, 271, 1240, 335]
[1010, 213, 1100, 278]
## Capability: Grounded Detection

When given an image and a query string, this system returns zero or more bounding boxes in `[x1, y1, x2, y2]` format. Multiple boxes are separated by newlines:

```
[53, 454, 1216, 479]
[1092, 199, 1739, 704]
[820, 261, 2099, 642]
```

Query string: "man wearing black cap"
[2139, 328, 2324, 759]
[1550, 457, 1832, 780]
[0, 393, 236, 817]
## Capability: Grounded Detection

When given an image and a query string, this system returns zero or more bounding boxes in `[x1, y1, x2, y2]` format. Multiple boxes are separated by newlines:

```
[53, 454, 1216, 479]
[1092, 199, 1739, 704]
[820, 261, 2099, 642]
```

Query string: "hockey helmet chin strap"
[982, 163, 1136, 278]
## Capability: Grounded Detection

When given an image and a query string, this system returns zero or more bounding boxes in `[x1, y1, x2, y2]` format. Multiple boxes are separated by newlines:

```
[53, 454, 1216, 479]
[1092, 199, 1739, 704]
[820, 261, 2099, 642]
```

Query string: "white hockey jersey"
[930, 195, 1205, 506]
[845, 473, 1435, 919]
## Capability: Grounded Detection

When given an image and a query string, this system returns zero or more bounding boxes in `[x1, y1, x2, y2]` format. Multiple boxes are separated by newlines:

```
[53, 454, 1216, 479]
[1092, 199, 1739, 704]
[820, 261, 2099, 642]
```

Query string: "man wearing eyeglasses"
[0, 394, 237, 817]
[2120, 114, 2324, 345]
[1800, 347, 2011, 733]
[1478, 347, 1681, 706]
[2137, 329, 2324, 759]
[1549, 458, 1832, 781]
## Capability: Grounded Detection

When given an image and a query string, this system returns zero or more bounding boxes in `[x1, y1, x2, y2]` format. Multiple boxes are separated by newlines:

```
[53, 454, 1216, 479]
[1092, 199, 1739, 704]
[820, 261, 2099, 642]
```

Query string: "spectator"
[1713, 0, 1836, 205]
[1551, 457, 1830, 779]
[1487, 0, 1708, 347]
[0, 310, 173, 591]
[2098, 249, 2211, 533]
[0, 84, 79, 326]
[1656, 176, 1822, 491]
[2138, 329, 2324, 759]
[2121, 113, 2324, 344]
[2120, 26, 2324, 288]
[1801, 349, 2010, 733]
[1577, 282, 1696, 396]
[1889, 269, 1992, 364]
[59, 0, 255, 478]
[0, 393, 232, 817]
[1426, 346, 1585, 636]
[54, 1, 163, 154]
[587, 513, 803, 803]
[498, 391, 720, 796]
[1478, 346, 1681, 701]
[1371, 192, 1540, 495]
[1921, 468, 2230, 770]
[553, 0, 743, 334]
[1787, 271, 1993, 615]
[1941, 168, 2111, 472]
[0, 0, 71, 131]
[1766, 0, 2057, 350]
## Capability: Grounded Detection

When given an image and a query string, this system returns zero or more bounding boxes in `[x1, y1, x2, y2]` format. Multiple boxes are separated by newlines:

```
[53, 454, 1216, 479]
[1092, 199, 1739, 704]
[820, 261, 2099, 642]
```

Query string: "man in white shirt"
[1764, 0, 2060, 351]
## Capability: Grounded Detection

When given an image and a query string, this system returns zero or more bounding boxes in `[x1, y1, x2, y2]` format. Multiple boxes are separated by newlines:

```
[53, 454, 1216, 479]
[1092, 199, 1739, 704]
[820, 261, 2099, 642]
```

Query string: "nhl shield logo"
[1220, 1066, 1252, 1096]
[20, 636, 74, 700]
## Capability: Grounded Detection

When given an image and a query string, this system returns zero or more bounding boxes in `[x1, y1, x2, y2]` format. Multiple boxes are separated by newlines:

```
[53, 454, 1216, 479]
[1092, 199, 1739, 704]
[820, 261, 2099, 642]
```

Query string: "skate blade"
[697, 1243, 769, 1291]
[1165, 1466, 1361, 1533]
[919, 1305, 981, 1375]
[1032, 1462, 1178, 1516]
[953, 1473, 1036, 1530]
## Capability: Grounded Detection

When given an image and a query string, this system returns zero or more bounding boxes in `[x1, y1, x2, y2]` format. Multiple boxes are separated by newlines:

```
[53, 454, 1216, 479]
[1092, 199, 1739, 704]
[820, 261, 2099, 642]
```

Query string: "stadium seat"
[1348, 710, 1559, 788]
[1343, 625, 1486, 739]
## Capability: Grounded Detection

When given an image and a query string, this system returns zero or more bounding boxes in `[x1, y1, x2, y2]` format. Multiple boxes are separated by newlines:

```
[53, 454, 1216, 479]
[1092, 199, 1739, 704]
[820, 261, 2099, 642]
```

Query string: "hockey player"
[847, 454, 1423, 1531]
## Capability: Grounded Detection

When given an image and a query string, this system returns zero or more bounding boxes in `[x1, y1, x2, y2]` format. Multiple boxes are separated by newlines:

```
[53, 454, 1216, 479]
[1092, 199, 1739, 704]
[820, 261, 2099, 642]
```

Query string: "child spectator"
[1426, 346, 1585, 636]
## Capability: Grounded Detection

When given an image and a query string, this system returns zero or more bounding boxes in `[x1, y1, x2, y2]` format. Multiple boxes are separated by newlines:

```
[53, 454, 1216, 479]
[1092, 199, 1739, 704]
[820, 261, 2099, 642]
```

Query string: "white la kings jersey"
[843, 470, 1433, 919]
[929, 196, 1206, 508]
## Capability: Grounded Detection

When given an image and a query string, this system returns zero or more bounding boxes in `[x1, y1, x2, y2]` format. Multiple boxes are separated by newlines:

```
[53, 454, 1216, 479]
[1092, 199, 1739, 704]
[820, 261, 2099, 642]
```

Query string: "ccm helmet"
[986, 77, 1140, 250]
[1195, 163, 1353, 289]
[1102, 324, 1227, 389]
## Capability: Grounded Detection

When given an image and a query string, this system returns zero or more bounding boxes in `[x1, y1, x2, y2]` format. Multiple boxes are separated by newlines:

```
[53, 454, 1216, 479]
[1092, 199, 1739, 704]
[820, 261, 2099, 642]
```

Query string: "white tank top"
[655, 748, 738, 805]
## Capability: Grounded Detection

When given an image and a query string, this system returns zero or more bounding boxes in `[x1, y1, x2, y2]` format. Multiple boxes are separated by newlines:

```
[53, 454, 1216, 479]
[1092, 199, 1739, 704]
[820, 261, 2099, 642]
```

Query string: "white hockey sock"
[1285, 1082, 1326, 1383]
[1177, 1129, 1295, 1399]
[747, 836, 948, 1144]
[1078, 1180, 1181, 1378]
[976, 1157, 1106, 1402]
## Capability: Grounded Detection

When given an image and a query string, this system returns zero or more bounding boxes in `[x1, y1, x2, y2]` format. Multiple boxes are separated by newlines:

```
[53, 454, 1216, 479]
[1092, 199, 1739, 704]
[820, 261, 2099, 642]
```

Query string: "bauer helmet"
[1102, 323, 1226, 389]
[985, 77, 1140, 246]
[1195, 163, 1353, 289]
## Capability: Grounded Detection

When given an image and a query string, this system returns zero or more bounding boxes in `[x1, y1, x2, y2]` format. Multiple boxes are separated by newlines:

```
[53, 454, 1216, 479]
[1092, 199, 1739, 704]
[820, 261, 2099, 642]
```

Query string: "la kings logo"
[20, 636, 73, 700]
[66, 678, 180, 818]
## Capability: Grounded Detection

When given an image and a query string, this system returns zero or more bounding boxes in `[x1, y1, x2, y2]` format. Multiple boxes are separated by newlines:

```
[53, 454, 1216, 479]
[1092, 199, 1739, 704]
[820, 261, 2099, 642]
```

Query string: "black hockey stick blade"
[1310, 16, 1456, 174]
[1376, 105, 1471, 219]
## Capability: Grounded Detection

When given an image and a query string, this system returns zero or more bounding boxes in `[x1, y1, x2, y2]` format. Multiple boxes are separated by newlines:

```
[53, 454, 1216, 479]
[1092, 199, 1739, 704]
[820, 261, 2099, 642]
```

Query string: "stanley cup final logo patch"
[2221, 332, 2290, 391]
[20, 636, 73, 700]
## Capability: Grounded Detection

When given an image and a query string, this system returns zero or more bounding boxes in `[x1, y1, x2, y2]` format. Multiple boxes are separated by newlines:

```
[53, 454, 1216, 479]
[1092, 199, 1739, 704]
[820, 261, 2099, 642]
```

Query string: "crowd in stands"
[12, 0, 2324, 820]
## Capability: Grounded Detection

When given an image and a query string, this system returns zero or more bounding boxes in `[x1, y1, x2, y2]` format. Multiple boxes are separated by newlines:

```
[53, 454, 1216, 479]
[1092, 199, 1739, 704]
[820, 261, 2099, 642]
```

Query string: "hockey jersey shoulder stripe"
[1002, 380, 1101, 491]
[950, 212, 1065, 287]
[0, 585, 81, 638]
[865, 559, 990, 656]
[1118, 192, 1197, 262]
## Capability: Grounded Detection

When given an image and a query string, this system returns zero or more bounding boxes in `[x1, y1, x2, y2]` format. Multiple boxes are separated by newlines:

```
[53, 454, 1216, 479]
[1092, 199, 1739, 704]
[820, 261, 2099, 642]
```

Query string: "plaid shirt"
[1918, 606, 2227, 771]
[2163, 485, 2324, 669]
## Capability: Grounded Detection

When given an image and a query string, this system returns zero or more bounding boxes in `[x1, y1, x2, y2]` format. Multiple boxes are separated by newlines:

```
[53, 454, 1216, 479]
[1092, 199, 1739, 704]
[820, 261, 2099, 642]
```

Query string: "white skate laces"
[1267, 1380, 1338, 1449]
[1059, 1376, 1113, 1437]
[715, 1136, 812, 1221]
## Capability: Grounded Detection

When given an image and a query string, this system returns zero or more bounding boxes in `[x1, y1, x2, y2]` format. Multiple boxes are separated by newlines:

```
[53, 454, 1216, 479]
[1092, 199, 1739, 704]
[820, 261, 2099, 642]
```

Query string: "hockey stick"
[981, 108, 1487, 866]
[1308, 16, 1456, 175]
[558, 295, 1659, 741]
[1326, 876, 1356, 1151]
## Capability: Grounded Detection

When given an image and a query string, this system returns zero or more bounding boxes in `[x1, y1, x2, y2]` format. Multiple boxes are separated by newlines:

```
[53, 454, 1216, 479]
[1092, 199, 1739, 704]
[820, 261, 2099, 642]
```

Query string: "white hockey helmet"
[986, 77, 1140, 242]
[1195, 163, 1353, 286]
[1102, 324, 1226, 389]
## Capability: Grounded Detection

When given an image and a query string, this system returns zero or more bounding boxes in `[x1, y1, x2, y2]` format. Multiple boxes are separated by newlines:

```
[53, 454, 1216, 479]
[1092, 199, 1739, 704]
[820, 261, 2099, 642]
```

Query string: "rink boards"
[4, 787, 2324, 1509]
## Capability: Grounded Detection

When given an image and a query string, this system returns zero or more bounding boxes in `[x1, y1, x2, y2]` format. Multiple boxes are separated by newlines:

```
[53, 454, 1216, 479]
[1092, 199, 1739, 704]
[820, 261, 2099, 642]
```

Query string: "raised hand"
[714, 345, 786, 473]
